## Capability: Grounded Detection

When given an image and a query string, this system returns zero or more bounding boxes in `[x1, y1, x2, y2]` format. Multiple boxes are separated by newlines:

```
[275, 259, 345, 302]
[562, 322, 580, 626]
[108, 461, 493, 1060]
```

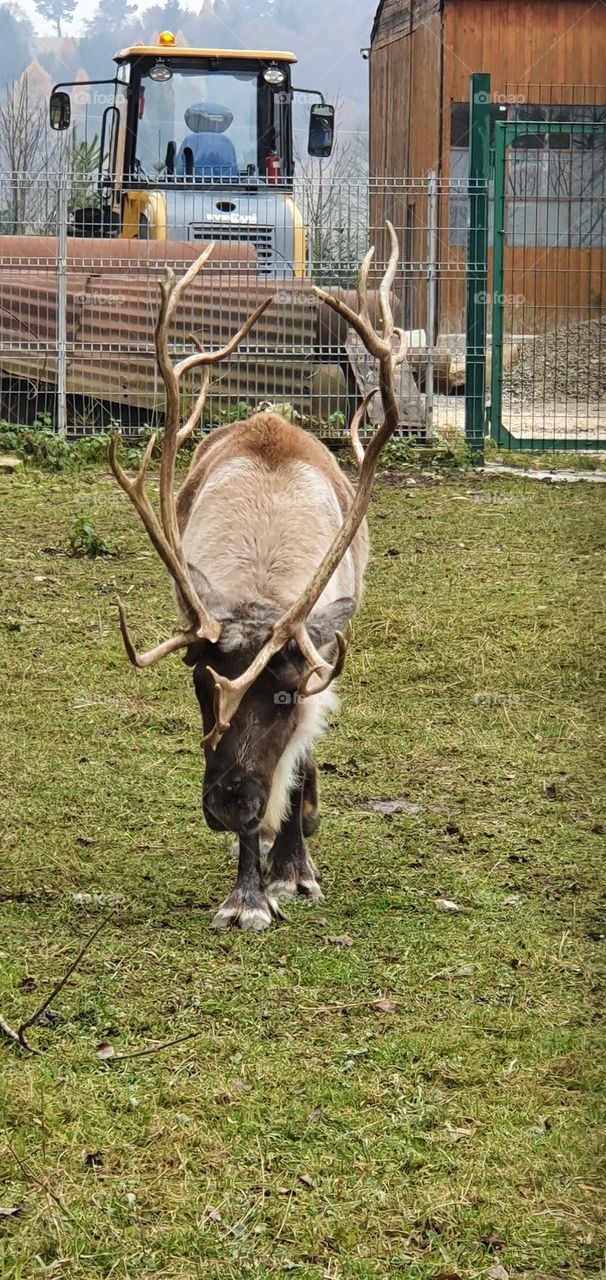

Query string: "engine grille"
[189, 222, 274, 272]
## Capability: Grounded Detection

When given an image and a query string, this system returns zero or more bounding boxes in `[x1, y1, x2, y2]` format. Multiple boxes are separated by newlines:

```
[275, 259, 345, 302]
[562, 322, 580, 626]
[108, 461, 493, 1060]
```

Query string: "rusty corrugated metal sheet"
[0, 237, 318, 410]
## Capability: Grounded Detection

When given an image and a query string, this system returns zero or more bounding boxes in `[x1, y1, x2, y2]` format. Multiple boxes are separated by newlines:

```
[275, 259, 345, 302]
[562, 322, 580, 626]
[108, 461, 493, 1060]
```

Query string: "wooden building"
[369, 0, 606, 332]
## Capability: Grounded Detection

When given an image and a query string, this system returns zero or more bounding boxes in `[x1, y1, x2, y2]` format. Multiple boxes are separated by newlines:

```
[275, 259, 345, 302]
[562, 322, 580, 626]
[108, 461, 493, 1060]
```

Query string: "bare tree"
[0, 75, 61, 232]
[294, 98, 369, 285]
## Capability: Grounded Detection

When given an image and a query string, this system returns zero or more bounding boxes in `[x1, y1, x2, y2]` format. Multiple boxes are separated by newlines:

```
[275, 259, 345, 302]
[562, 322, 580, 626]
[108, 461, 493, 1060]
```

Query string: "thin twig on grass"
[0, 912, 114, 1054]
[106, 1027, 205, 1062]
[6, 1138, 75, 1222]
[0, 1013, 21, 1047]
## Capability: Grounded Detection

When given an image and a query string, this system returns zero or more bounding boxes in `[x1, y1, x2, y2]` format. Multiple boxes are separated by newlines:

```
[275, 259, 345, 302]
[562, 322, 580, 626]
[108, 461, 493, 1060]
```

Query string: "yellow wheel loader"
[0, 36, 424, 435]
[49, 32, 335, 275]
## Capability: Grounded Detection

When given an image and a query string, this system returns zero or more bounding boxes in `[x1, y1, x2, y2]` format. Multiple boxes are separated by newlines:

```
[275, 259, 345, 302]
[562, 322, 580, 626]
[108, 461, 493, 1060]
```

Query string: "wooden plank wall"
[370, 0, 442, 176]
[440, 0, 606, 330]
[370, 1, 442, 330]
[370, 0, 606, 332]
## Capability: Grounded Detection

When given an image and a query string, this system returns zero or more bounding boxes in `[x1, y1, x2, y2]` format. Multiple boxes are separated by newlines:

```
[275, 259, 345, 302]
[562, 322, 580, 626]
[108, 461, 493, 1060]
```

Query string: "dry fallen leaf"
[436, 898, 461, 913]
[0, 1205, 23, 1218]
[95, 1041, 115, 1061]
[488, 1266, 509, 1280]
[276, 955, 287, 967]
[445, 1122, 473, 1141]
[322, 934, 354, 948]
[204, 1206, 222, 1223]
[369, 997, 403, 1014]
[297, 1173, 315, 1189]
[482, 1231, 506, 1250]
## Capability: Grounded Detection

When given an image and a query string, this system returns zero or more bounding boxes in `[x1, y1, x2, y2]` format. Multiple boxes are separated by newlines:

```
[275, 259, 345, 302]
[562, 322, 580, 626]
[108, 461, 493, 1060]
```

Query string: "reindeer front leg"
[266, 765, 324, 903]
[211, 831, 284, 931]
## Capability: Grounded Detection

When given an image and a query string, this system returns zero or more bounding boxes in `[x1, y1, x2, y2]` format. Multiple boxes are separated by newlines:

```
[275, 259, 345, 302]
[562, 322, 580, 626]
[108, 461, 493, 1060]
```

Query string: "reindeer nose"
[203, 768, 267, 835]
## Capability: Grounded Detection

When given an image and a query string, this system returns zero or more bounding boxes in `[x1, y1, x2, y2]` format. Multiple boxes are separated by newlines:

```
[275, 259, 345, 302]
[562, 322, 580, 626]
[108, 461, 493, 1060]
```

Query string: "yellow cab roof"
[114, 46, 297, 64]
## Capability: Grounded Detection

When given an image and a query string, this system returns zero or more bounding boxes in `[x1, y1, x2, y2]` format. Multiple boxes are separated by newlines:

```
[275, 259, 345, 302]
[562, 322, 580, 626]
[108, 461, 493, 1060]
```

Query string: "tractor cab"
[50, 34, 335, 277]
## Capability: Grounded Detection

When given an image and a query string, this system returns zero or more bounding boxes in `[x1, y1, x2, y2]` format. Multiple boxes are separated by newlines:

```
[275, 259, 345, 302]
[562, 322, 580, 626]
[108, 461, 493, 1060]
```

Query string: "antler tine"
[108, 434, 221, 660]
[116, 598, 198, 669]
[155, 267, 190, 563]
[154, 245, 227, 564]
[173, 295, 274, 380]
[177, 366, 211, 446]
[298, 627, 350, 698]
[357, 244, 375, 329]
[350, 387, 378, 472]
[165, 243, 215, 326]
[393, 326, 409, 367]
[378, 220, 400, 341]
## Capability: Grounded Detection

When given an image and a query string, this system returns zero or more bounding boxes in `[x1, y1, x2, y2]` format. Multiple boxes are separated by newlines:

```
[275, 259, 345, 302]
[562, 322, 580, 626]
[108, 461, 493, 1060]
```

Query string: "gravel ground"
[434, 319, 606, 442]
[505, 315, 606, 404]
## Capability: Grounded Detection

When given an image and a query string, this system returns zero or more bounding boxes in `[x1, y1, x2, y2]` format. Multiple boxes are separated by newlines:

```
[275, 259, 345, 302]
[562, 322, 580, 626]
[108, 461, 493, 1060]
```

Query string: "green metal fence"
[465, 76, 606, 456]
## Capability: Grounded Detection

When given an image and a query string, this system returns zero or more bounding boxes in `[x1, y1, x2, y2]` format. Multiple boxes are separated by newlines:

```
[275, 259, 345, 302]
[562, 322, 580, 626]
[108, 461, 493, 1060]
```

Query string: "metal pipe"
[426, 170, 437, 436]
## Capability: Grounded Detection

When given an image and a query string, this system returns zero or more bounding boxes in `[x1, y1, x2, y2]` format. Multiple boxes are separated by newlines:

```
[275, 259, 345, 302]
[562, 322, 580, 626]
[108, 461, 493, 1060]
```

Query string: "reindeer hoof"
[267, 873, 324, 904]
[211, 888, 284, 931]
[266, 877, 297, 902]
[298, 877, 325, 903]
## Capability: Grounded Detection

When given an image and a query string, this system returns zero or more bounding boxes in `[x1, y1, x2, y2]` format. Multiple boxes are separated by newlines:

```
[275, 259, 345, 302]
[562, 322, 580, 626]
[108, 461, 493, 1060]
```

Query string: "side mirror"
[308, 103, 335, 158]
[50, 90, 71, 132]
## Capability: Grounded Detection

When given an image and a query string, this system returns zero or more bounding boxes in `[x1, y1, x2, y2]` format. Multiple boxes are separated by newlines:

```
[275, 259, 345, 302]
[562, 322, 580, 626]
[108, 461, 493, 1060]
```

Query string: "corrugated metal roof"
[0, 238, 317, 410]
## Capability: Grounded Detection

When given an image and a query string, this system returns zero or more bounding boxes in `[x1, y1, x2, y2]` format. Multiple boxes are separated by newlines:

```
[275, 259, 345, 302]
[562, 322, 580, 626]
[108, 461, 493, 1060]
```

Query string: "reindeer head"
[109, 226, 405, 836]
[183, 588, 355, 833]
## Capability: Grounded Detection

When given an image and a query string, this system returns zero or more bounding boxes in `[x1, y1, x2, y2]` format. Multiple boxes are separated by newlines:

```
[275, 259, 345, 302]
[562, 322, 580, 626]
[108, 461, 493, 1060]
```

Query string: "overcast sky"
[19, 0, 376, 40]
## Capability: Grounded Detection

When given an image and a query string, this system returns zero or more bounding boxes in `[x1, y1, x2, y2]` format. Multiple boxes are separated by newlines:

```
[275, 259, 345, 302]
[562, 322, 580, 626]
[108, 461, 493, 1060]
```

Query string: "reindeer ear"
[306, 597, 356, 655]
[187, 567, 233, 622]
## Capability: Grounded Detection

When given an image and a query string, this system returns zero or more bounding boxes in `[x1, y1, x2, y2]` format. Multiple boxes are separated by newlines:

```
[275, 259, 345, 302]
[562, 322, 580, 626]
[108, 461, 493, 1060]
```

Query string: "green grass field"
[1, 460, 604, 1279]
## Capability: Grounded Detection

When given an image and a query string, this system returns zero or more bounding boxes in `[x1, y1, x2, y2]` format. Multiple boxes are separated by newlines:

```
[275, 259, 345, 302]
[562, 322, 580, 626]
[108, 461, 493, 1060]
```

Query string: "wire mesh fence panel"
[489, 115, 606, 450]
[0, 172, 467, 441]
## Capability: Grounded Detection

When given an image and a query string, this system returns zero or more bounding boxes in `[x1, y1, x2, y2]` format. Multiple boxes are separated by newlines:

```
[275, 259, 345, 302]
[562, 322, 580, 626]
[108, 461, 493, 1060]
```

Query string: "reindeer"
[109, 224, 407, 930]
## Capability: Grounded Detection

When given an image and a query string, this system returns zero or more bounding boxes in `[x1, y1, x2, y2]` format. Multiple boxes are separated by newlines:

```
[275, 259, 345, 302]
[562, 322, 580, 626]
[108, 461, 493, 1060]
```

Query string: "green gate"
[465, 76, 606, 455]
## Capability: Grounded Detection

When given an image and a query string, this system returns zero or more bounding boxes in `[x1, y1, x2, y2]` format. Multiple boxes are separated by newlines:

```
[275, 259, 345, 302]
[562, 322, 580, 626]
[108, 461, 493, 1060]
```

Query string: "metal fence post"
[489, 123, 507, 447]
[56, 174, 68, 437]
[465, 72, 491, 461]
[425, 170, 437, 438]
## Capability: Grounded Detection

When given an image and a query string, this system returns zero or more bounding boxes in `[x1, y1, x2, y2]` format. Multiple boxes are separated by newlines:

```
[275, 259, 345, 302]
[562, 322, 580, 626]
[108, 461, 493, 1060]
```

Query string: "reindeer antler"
[111, 226, 406, 752]
[200, 221, 405, 748]
[109, 246, 272, 667]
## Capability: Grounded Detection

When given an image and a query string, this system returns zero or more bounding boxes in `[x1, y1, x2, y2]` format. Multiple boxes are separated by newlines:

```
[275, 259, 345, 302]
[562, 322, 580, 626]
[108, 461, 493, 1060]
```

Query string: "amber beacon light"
[158, 31, 176, 46]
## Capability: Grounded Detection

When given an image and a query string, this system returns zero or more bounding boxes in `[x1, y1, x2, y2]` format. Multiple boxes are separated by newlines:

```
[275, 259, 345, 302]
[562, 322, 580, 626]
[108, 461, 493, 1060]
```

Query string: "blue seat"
[176, 132, 239, 178]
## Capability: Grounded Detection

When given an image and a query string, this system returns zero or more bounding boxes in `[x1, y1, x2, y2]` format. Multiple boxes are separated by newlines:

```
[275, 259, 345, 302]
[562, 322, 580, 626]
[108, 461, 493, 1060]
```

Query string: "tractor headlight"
[263, 66, 286, 87]
[149, 60, 172, 83]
